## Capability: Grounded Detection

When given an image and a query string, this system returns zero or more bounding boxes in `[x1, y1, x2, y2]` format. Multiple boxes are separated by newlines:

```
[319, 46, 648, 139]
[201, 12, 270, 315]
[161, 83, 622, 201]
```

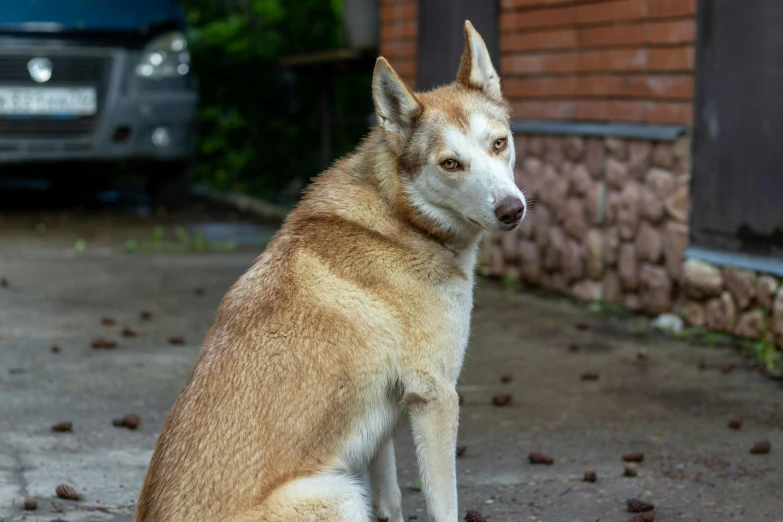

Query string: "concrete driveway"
[0, 218, 780, 521]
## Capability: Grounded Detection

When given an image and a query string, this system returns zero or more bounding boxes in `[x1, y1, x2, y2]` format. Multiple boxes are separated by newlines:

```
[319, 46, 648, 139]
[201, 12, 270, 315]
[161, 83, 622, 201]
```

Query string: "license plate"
[0, 87, 97, 116]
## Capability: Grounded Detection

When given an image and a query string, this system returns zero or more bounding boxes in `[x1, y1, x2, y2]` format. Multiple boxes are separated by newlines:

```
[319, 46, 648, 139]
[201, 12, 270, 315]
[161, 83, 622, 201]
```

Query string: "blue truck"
[0, 0, 198, 207]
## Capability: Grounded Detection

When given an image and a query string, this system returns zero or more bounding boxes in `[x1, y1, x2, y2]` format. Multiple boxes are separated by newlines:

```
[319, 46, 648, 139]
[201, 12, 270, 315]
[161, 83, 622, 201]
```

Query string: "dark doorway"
[692, 0, 783, 257]
[416, 0, 499, 91]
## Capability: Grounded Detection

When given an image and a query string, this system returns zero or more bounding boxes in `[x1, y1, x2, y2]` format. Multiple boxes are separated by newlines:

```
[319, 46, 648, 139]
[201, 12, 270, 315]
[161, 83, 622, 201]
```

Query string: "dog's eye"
[494, 137, 508, 151]
[441, 159, 459, 170]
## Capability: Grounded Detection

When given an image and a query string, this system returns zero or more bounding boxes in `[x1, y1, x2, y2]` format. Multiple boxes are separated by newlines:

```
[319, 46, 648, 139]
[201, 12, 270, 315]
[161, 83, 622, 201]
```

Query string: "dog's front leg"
[369, 438, 403, 522]
[405, 378, 459, 522]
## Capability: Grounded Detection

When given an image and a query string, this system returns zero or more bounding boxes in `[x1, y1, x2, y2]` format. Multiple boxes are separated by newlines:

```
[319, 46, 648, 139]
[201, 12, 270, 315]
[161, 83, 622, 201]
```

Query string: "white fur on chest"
[333, 268, 477, 475]
[440, 273, 475, 366]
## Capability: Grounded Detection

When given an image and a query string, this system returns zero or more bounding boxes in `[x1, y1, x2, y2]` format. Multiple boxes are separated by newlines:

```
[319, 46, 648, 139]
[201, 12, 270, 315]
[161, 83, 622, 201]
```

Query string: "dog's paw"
[376, 512, 404, 522]
[374, 500, 404, 522]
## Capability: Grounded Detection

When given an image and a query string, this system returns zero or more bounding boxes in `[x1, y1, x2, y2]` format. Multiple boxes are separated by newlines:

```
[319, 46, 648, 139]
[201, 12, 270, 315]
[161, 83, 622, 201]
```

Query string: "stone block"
[735, 309, 766, 340]
[563, 198, 588, 239]
[639, 187, 665, 223]
[585, 229, 604, 279]
[683, 258, 723, 299]
[628, 140, 652, 179]
[518, 240, 542, 284]
[606, 137, 628, 160]
[636, 222, 663, 263]
[585, 138, 604, 179]
[604, 270, 622, 303]
[706, 292, 737, 332]
[758, 276, 779, 310]
[664, 222, 688, 280]
[724, 267, 757, 310]
[565, 136, 584, 161]
[652, 143, 675, 169]
[646, 168, 676, 200]
[618, 242, 638, 290]
[571, 279, 603, 301]
[617, 182, 641, 239]
[639, 264, 672, 314]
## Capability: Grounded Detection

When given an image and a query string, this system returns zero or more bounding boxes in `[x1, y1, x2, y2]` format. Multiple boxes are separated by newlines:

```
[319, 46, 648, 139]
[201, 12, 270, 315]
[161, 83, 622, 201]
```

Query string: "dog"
[134, 20, 526, 522]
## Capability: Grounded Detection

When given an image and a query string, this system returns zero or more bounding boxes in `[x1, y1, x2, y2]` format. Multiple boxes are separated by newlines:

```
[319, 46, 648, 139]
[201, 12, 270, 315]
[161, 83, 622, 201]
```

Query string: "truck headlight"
[136, 32, 191, 80]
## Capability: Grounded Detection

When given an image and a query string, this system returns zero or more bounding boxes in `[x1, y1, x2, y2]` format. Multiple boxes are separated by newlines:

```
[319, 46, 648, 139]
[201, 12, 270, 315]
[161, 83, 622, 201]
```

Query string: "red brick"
[380, 0, 415, 5]
[511, 100, 546, 119]
[501, 52, 579, 75]
[501, 0, 575, 9]
[502, 0, 572, 7]
[504, 77, 570, 98]
[500, 29, 578, 52]
[501, 6, 577, 31]
[608, 100, 647, 121]
[647, 19, 696, 44]
[380, 3, 416, 22]
[577, 49, 646, 72]
[511, 100, 578, 120]
[645, 75, 694, 99]
[576, 50, 611, 72]
[505, 75, 670, 99]
[575, 101, 608, 120]
[625, 76, 650, 97]
[575, 76, 626, 96]
[613, 49, 648, 71]
[578, 23, 646, 47]
[648, 0, 696, 19]
[576, 0, 647, 24]
[644, 102, 692, 124]
[380, 21, 417, 40]
[545, 100, 578, 119]
[647, 46, 694, 71]
[380, 39, 416, 59]
[391, 59, 417, 79]
[400, 75, 416, 89]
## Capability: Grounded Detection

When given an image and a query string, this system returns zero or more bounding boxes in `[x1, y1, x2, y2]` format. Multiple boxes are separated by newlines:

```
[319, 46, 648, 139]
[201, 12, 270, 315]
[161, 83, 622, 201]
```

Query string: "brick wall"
[499, 0, 697, 124]
[379, 0, 418, 88]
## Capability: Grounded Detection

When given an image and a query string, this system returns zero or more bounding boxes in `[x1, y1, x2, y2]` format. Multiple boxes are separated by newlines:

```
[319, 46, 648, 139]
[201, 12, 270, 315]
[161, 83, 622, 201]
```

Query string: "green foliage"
[183, 0, 372, 200]
[124, 226, 238, 254]
[502, 274, 519, 292]
[754, 341, 782, 373]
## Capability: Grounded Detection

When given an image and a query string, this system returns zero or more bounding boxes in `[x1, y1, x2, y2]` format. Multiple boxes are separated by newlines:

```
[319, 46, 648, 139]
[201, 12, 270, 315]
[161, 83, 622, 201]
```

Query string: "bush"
[184, 0, 371, 202]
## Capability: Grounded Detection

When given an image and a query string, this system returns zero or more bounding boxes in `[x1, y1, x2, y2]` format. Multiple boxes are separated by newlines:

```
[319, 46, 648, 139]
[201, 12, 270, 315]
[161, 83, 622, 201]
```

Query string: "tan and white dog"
[134, 21, 526, 522]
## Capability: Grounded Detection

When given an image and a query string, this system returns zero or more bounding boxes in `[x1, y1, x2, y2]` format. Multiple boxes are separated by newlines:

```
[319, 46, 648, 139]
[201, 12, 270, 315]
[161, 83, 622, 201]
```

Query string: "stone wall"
[680, 259, 783, 347]
[483, 132, 783, 349]
[487, 133, 690, 314]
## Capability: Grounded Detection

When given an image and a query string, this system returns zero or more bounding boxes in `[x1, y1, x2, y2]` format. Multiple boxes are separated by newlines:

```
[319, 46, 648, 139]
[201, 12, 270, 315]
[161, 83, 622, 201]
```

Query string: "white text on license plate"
[0, 87, 97, 116]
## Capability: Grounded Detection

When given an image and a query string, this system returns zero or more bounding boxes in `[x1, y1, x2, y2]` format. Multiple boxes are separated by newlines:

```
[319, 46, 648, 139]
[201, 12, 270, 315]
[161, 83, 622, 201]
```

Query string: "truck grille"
[0, 117, 95, 138]
[0, 53, 111, 139]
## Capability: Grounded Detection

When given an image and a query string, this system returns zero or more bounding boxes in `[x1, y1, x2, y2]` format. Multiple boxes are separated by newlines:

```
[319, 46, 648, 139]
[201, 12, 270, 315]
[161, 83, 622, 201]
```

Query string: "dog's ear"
[372, 57, 422, 143]
[456, 20, 502, 101]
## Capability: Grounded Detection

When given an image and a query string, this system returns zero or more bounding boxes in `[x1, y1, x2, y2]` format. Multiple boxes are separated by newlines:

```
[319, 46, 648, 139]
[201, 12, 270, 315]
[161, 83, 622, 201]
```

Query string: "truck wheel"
[146, 162, 192, 210]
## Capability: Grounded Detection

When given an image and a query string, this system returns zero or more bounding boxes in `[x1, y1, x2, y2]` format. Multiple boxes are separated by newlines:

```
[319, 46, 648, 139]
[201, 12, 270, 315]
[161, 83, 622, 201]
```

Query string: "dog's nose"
[494, 196, 525, 226]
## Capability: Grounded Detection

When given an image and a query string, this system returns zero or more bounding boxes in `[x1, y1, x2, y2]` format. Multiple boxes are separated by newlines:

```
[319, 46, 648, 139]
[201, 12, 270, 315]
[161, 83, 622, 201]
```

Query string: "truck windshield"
[0, 0, 183, 32]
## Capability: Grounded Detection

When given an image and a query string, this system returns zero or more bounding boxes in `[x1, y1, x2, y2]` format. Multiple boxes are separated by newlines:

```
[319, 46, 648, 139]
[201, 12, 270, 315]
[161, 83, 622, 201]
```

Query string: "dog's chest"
[448, 244, 480, 350]
[437, 276, 475, 370]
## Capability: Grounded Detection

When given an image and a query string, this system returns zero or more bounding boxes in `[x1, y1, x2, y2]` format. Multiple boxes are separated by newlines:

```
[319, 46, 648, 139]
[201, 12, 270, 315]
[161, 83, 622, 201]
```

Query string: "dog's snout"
[494, 196, 525, 226]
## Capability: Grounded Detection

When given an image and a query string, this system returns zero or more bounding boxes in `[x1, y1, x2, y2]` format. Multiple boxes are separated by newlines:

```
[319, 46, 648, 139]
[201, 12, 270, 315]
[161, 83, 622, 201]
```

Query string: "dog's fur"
[134, 21, 526, 522]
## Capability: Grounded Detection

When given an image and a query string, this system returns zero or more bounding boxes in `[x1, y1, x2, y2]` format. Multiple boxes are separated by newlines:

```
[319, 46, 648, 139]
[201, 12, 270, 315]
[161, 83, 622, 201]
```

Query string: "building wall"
[379, 0, 418, 88]
[499, 0, 697, 124]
